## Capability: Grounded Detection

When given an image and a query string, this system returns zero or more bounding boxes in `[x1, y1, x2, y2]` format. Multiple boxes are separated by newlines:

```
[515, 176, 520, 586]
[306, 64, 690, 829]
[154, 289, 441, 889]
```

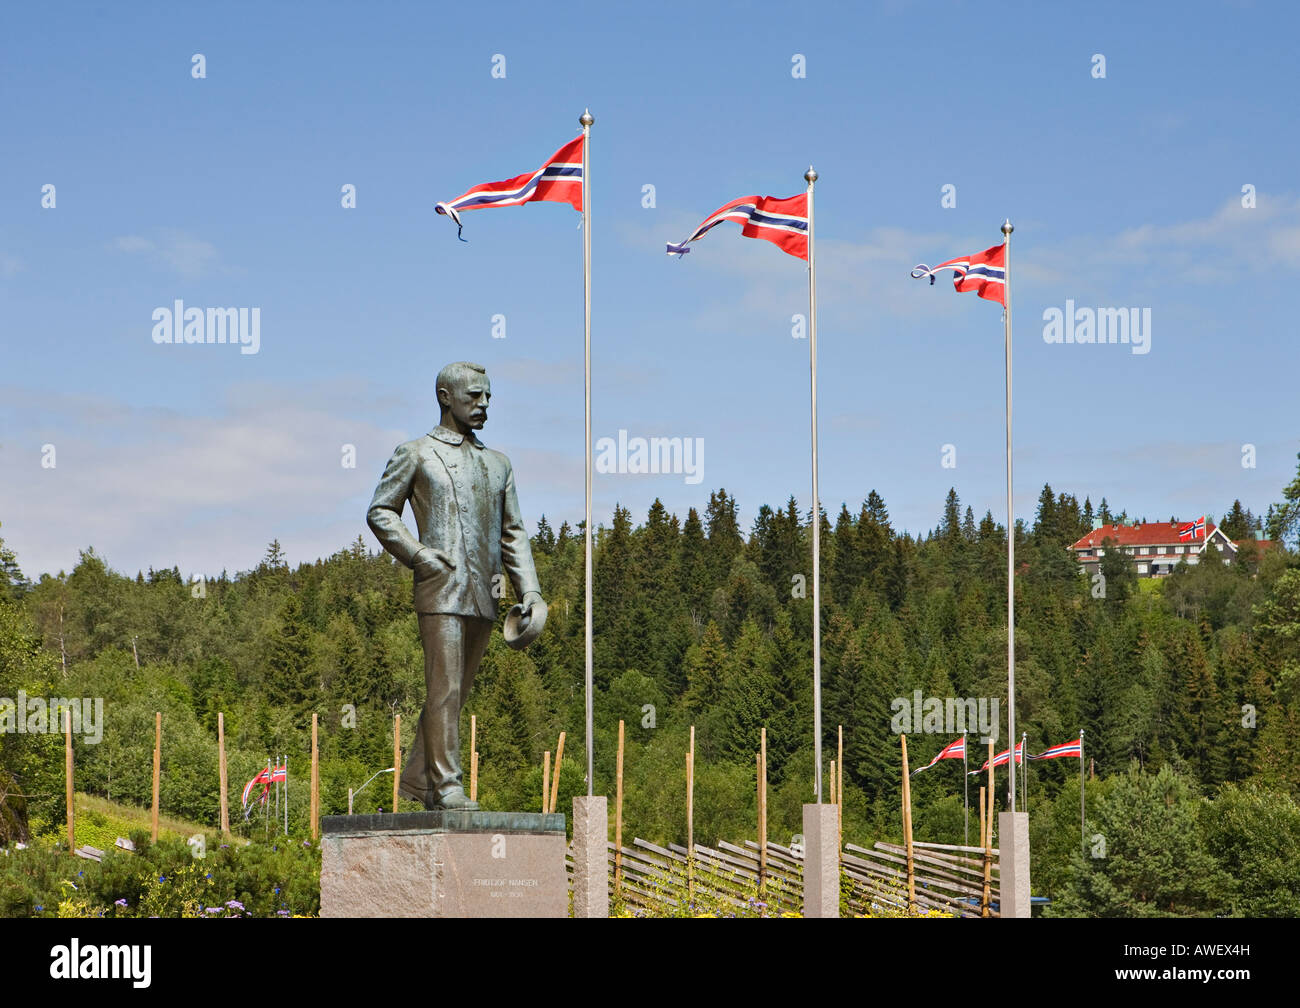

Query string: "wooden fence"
[567, 836, 999, 917]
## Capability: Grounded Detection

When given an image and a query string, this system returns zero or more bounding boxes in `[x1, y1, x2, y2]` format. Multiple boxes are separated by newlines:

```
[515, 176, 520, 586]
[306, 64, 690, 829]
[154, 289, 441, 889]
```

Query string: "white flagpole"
[1020, 732, 1027, 812]
[580, 109, 595, 796]
[805, 166, 822, 804]
[1002, 219, 1016, 814]
[963, 731, 969, 848]
[1079, 728, 1086, 857]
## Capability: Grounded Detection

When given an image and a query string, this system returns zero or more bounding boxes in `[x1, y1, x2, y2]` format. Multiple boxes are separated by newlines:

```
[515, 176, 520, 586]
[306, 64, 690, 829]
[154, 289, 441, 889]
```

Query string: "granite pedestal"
[320, 811, 568, 918]
[997, 811, 1031, 918]
[571, 795, 609, 918]
[802, 803, 840, 918]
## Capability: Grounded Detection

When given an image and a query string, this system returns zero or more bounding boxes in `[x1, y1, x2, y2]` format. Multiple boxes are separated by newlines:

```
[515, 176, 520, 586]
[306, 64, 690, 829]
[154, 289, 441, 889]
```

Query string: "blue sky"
[2, 0, 1296, 579]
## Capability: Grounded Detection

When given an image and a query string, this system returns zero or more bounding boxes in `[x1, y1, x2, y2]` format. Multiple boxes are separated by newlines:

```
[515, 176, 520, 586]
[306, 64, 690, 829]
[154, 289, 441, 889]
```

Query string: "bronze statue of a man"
[367, 361, 547, 811]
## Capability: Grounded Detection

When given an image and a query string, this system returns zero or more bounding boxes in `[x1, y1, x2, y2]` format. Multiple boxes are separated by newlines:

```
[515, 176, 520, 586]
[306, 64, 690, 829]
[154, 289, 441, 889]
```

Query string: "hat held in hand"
[503, 598, 547, 650]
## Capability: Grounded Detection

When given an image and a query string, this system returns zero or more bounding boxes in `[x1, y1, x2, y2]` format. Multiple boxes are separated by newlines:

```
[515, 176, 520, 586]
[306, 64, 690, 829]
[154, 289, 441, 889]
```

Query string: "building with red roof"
[1067, 520, 1274, 578]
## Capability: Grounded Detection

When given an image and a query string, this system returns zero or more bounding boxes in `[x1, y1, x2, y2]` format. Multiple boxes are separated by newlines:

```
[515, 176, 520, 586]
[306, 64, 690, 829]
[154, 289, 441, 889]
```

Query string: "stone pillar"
[572, 795, 608, 918]
[997, 811, 1031, 918]
[802, 803, 839, 918]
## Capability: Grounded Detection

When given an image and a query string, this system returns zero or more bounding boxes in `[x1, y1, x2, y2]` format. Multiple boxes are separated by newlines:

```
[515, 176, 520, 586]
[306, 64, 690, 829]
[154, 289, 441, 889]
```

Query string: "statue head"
[436, 361, 490, 433]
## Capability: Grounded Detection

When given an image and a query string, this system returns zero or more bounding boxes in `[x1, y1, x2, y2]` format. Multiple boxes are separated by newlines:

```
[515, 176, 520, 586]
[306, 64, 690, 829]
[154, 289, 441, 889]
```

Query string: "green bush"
[0, 833, 321, 918]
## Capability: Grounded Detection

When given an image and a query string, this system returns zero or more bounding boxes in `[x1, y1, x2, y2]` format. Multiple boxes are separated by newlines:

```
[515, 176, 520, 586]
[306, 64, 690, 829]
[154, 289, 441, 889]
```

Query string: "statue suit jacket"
[366, 425, 541, 619]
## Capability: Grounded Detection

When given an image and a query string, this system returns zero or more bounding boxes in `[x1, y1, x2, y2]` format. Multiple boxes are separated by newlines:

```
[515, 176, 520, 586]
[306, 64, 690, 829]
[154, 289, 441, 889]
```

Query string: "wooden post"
[980, 785, 991, 917]
[217, 712, 229, 835]
[982, 780, 993, 915]
[548, 731, 566, 816]
[978, 785, 986, 856]
[151, 712, 161, 842]
[469, 714, 478, 803]
[615, 720, 625, 900]
[687, 725, 695, 902]
[900, 734, 915, 913]
[837, 724, 844, 853]
[986, 739, 995, 848]
[64, 709, 74, 852]
[310, 713, 320, 841]
[829, 757, 839, 876]
[758, 726, 768, 895]
[392, 714, 401, 812]
[542, 751, 552, 813]
[981, 738, 995, 917]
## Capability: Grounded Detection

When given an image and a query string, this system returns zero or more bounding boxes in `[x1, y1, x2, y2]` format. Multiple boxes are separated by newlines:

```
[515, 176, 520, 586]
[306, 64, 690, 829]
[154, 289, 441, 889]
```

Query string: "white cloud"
[0, 377, 610, 579]
[113, 236, 154, 254]
[110, 229, 223, 278]
[0, 382, 401, 578]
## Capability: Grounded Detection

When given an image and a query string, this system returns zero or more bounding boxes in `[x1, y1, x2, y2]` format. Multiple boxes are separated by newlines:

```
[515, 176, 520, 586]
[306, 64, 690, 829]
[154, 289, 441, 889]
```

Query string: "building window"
[1138, 563, 1148, 574]
[1175, 546, 1184, 554]
[1140, 547, 1150, 555]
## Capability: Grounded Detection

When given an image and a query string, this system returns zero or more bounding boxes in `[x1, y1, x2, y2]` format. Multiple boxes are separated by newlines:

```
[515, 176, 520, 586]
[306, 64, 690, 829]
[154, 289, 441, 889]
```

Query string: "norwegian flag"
[970, 739, 1024, 774]
[435, 135, 584, 240]
[1030, 738, 1083, 761]
[240, 764, 286, 820]
[911, 736, 966, 776]
[240, 768, 269, 809]
[1178, 516, 1206, 541]
[666, 193, 809, 260]
[911, 242, 1007, 306]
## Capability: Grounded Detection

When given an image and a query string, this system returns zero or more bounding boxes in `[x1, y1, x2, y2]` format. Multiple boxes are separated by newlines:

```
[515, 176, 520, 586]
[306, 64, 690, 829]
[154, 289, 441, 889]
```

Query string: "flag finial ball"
[579, 109, 594, 127]
[1001, 219, 1013, 235]
[804, 166, 818, 183]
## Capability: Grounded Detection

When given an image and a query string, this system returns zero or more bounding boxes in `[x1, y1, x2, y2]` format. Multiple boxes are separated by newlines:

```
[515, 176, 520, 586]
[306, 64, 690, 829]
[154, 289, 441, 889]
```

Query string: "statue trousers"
[400, 613, 493, 802]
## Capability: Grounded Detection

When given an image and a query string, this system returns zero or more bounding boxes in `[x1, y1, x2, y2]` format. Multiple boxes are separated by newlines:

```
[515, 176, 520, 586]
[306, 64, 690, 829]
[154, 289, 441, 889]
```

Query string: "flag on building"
[911, 736, 966, 775]
[970, 739, 1024, 774]
[911, 243, 1007, 305]
[1030, 738, 1083, 760]
[435, 135, 584, 239]
[1178, 516, 1206, 541]
[666, 193, 809, 260]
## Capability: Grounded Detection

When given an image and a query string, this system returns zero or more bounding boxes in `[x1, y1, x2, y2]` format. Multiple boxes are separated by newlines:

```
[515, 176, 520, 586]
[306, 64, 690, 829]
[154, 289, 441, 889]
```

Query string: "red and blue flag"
[666, 193, 809, 260]
[435, 135, 584, 240]
[912, 243, 1007, 306]
[970, 739, 1024, 774]
[1030, 738, 1083, 761]
[240, 764, 286, 820]
[911, 736, 966, 776]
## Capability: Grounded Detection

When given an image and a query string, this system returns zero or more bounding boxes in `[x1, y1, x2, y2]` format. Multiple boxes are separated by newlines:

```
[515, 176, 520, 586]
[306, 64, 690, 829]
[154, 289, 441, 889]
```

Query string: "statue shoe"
[398, 780, 439, 811]
[434, 787, 479, 811]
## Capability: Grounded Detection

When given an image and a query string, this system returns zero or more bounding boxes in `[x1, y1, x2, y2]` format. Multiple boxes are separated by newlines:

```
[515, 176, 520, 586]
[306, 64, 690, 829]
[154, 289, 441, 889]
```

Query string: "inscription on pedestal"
[321, 811, 567, 918]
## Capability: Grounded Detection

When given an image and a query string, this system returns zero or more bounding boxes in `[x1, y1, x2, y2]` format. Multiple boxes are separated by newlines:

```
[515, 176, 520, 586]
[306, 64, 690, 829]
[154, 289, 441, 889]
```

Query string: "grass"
[30, 793, 247, 852]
